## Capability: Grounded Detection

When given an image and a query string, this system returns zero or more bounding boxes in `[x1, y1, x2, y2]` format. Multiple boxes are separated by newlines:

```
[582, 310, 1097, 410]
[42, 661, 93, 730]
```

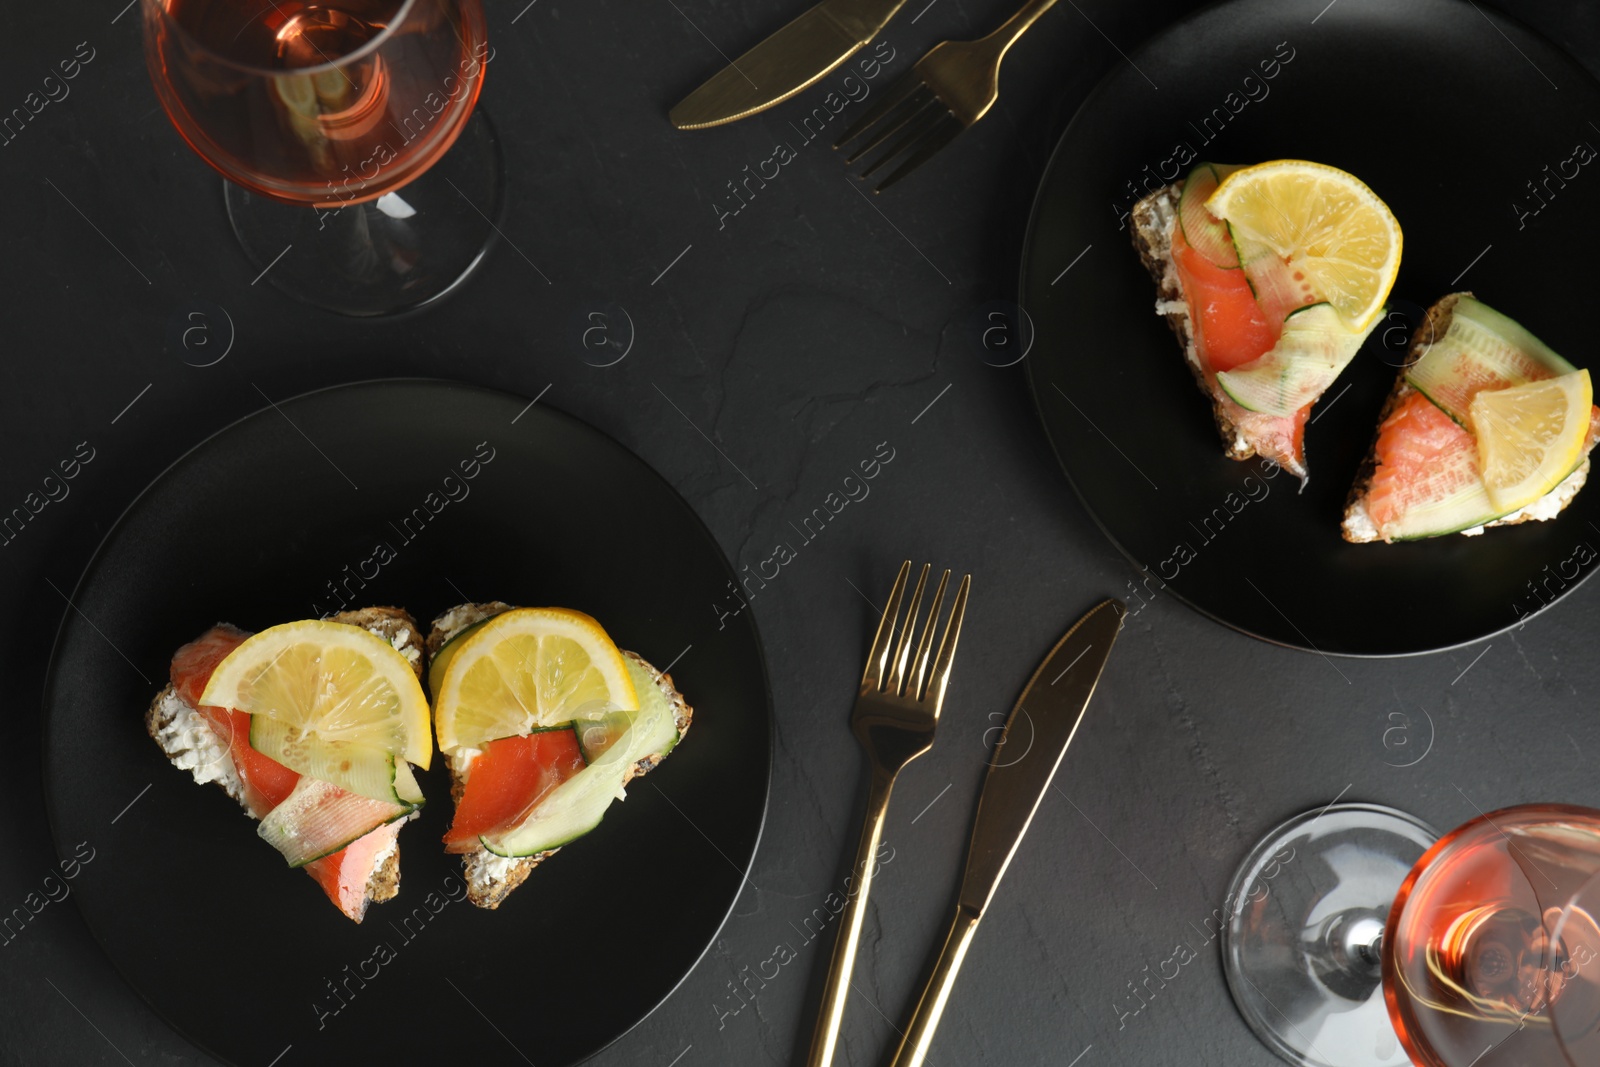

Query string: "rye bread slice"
[146, 606, 425, 920]
[428, 602, 693, 909]
[1341, 293, 1591, 542]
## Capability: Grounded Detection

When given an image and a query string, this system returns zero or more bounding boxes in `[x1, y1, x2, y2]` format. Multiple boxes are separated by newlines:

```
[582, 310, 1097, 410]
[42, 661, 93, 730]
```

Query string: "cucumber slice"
[394, 759, 425, 806]
[1406, 296, 1577, 427]
[1216, 303, 1378, 416]
[621, 656, 681, 760]
[574, 712, 631, 763]
[571, 659, 681, 766]
[1178, 163, 1243, 268]
[480, 654, 682, 858]
[257, 776, 412, 867]
[249, 716, 406, 805]
[1230, 230, 1319, 324]
[426, 617, 493, 698]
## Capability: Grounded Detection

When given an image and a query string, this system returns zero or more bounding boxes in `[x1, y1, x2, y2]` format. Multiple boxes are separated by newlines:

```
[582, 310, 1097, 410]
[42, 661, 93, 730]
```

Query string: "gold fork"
[804, 560, 972, 1067]
[835, 0, 1060, 191]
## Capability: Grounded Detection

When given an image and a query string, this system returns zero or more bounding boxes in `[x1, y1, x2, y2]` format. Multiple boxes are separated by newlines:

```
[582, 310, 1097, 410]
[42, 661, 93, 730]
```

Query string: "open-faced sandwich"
[1131, 159, 1402, 482]
[146, 607, 432, 922]
[1343, 293, 1598, 542]
[427, 603, 691, 909]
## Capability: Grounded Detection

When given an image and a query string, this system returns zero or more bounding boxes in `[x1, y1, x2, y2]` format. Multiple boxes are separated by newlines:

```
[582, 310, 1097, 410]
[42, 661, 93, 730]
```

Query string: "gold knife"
[669, 0, 909, 130]
[887, 599, 1124, 1067]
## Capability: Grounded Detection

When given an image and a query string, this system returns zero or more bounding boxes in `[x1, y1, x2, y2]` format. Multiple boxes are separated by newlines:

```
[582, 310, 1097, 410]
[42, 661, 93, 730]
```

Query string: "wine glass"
[1222, 803, 1600, 1066]
[142, 0, 501, 316]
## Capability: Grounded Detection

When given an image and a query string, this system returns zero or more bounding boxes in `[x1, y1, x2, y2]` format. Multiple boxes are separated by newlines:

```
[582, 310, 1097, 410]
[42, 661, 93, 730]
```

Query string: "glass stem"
[1351, 920, 1386, 970]
[1324, 909, 1389, 982]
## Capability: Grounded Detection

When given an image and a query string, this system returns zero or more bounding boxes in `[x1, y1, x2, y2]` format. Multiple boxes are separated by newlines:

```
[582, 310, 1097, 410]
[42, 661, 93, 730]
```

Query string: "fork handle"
[977, 0, 1061, 61]
[803, 765, 897, 1067]
[886, 904, 983, 1067]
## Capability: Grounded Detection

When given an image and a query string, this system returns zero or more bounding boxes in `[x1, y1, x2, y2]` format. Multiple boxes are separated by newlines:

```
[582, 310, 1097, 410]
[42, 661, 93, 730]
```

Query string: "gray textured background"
[3, 0, 1600, 1064]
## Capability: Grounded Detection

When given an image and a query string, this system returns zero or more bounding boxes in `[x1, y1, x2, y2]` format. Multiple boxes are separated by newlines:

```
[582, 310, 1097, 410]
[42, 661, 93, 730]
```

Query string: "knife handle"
[804, 766, 897, 1067]
[886, 904, 982, 1067]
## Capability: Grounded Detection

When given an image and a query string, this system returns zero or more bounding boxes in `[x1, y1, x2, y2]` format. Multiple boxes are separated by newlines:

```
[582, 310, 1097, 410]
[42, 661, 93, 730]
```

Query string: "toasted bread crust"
[459, 848, 552, 910]
[425, 600, 514, 657]
[430, 602, 693, 909]
[145, 688, 174, 742]
[329, 605, 425, 679]
[367, 845, 403, 903]
[1130, 181, 1255, 461]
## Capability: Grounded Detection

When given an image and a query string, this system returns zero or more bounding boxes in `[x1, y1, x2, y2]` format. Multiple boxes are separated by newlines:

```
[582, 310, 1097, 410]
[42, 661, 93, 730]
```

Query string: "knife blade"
[959, 597, 1123, 914]
[885, 599, 1123, 1067]
[669, 0, 909, 130]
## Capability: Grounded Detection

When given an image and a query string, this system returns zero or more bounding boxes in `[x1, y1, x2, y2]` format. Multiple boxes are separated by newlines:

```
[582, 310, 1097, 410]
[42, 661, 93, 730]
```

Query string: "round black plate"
[1022, 0, 1600, 655]
[43, 380, 770, 1066]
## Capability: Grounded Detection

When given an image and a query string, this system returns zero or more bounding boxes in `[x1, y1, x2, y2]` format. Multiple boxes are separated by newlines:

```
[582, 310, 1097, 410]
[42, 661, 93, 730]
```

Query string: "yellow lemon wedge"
[199, 621, 432, 802]
[1471, 369, 1594, 514]
[1205, 159, 1402, 330]
[432, 607, 637, 754]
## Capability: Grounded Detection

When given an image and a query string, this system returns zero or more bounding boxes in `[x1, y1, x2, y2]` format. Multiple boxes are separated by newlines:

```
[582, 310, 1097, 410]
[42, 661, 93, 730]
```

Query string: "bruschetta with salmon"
[426, 602, 691, 909]
[1131, 159, 1402, 482]
[147, 607, 432, 922]
[1343, 293, 1598, 542]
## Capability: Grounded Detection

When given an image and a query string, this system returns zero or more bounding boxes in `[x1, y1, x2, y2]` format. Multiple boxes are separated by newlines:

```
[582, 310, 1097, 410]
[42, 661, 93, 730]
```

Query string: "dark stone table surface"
[3, 1, 1599, 1064]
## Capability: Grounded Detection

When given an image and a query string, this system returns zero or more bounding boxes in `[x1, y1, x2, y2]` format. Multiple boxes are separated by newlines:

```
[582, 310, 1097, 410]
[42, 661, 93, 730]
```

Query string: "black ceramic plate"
[1022, 0, 1600, 655]
[44, 380, 770, 1066]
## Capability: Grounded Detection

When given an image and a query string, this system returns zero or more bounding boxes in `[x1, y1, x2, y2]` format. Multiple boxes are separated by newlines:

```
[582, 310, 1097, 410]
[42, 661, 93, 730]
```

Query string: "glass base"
[1222, 803, 1439, 1067]
[225, 108, 503, 317]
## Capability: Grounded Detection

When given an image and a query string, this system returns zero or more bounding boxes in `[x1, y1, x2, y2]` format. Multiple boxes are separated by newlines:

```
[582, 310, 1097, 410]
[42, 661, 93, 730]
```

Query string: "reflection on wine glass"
[142, 0, 501, 315]
[1221, 803, 1600, 1067]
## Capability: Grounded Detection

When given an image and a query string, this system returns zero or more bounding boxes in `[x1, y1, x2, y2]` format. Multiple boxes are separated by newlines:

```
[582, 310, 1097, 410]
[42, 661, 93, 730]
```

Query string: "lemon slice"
[199, 621, 432, 801]
[432, 607, 638, 754]
[1205, 159, 1402, 330]
[1470, 369, 1594, 513]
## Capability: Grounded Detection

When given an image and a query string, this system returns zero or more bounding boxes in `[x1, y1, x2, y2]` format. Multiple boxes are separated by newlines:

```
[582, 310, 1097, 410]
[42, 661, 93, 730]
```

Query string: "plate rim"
[39, 375, 774, 1066]
[1016, 0, 1598, 659]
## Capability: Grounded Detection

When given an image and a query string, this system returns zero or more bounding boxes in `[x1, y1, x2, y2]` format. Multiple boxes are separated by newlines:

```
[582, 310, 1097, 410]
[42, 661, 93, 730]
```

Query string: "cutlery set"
[675, 0, 1127, 1039]
[804, 560, 1122, 1066]
[672, 0, 1063, 190]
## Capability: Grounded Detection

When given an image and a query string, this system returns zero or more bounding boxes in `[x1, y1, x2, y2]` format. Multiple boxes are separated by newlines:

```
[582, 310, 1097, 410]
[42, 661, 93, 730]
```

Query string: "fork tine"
[834, 74, 925, 150]
[860, 560, 911, 691]
[908, 569, 950, 699]
[842, 89, 935, 165]
[886, 564, 931, 695]
[858, 104, 947, 180]
[874, 115, 965, 193]
[921, 573, 970, 710]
